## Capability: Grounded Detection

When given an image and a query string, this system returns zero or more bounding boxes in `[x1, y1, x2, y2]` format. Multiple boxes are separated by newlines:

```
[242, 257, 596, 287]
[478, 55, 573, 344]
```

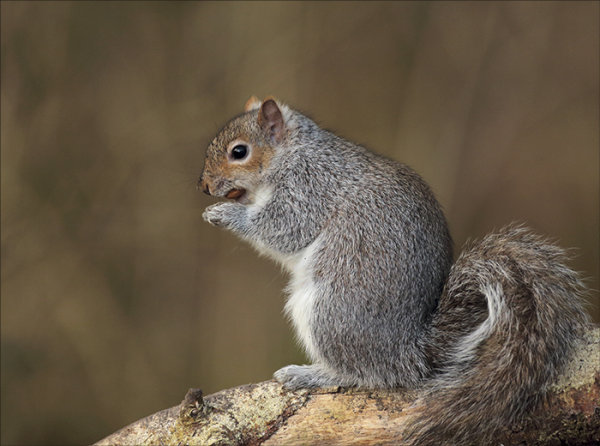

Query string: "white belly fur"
[244, 185, 321, 361]
[248, 237, 321, 361]
[283, 239, 321, 362]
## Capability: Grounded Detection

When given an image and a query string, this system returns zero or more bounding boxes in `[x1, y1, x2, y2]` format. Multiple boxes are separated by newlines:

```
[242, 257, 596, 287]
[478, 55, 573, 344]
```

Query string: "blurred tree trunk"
[95, 327, 599, 445]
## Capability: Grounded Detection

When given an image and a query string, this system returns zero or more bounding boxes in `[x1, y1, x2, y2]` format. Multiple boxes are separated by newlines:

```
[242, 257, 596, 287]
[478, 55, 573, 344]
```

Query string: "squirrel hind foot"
[274, 364, 347, 390]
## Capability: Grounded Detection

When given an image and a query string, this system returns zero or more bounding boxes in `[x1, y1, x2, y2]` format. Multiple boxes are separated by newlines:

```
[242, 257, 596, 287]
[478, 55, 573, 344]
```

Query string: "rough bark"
[96, 327, 599, 445]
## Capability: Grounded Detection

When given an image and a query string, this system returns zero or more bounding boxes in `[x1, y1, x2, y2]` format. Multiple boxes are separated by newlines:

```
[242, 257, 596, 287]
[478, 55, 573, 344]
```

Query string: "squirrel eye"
[230, 144, 248, 160]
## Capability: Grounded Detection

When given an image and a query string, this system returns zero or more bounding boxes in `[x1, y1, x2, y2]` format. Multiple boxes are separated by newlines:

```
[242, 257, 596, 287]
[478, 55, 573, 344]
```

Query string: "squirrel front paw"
[203, 202, 233, 227]
[202, 202, 248, 230]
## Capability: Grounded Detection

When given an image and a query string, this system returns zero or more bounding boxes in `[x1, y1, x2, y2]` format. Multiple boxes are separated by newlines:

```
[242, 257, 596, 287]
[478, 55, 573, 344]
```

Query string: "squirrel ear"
[244, 96, 261, 112]
[258, 98, 284, 143]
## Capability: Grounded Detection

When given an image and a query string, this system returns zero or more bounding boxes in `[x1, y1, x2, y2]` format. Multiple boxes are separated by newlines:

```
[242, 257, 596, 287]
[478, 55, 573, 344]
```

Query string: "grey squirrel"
[199, 96, 589, 445]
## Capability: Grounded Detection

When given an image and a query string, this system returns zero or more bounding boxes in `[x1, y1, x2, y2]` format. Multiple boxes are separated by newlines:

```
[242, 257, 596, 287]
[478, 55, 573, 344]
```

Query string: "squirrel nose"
[198, 177, 211, 195]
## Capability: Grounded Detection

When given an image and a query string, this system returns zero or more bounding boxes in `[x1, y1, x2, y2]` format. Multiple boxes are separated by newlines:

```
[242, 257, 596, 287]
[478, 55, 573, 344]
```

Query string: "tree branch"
[95, 327, 599, 445]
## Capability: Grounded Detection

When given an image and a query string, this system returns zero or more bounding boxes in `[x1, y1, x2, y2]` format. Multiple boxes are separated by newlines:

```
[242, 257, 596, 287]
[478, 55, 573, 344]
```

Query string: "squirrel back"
[200, 97, 589, 445]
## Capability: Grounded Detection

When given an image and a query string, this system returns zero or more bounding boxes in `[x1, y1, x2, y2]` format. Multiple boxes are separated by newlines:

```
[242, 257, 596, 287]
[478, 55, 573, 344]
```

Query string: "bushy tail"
[407, 224, 589, 445]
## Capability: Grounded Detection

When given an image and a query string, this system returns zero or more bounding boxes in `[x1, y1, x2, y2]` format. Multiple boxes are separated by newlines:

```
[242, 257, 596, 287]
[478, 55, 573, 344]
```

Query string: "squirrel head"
[199, 96, 287, 204]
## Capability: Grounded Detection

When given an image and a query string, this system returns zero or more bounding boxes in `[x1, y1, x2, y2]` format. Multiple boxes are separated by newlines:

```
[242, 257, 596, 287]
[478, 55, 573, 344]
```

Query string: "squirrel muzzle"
[199, 174, 247, 202]
[198, 176, 211, 195]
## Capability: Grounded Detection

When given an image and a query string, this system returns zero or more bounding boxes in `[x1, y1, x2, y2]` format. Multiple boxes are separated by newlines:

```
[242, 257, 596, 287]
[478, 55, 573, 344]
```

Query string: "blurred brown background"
[1, 1, 598, 445]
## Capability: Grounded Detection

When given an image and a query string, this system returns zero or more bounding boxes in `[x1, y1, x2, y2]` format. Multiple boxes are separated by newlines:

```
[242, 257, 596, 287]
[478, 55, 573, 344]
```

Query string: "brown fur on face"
[200, 110, 276, 200]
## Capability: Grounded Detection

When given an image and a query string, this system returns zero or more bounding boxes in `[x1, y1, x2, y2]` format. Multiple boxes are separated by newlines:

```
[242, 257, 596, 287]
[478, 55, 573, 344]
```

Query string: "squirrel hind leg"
[274, 364, 351, 390]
